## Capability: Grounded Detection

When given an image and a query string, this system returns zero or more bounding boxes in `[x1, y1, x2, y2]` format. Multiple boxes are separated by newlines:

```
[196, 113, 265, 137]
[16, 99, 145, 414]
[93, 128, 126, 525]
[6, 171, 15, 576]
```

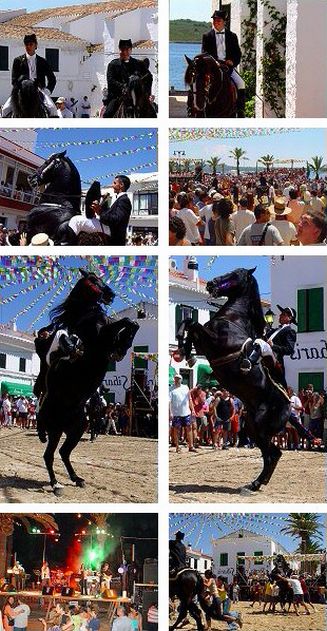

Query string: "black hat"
[119, 39, 133, 50]
[175, 531, 185, 540]
[24, 33, 37, 45]
[276, 305, 297, 325]
[211, 10, 227, 20]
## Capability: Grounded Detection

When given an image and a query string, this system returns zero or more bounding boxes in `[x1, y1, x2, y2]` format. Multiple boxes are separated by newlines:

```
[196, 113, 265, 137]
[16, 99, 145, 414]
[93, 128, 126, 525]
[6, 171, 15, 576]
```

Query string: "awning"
[196, 364, 218, 388]
[1, 381, 34, 397]
[169, 365, 176, 385]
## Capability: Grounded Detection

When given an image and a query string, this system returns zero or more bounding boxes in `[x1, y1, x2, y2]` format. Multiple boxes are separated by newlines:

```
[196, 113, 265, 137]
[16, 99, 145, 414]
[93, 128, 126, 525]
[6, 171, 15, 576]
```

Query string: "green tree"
[182, 159, 192, 174]
[229, 147, 248, 176]
[258, 154, 275, 172]
[207, 156, 221, 175]
[308, 156, 327, 180]
[280, 513, 322, 554]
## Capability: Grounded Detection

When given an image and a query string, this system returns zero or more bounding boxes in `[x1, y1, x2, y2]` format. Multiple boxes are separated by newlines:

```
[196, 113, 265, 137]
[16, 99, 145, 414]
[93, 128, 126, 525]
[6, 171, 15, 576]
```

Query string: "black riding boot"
[237, 89, 246, 118]
[240, 343, 261, 373]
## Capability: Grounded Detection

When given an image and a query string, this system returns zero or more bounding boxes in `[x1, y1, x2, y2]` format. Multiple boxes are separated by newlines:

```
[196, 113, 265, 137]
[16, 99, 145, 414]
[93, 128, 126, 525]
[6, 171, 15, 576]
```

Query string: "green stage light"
[88, 550, 97, 562]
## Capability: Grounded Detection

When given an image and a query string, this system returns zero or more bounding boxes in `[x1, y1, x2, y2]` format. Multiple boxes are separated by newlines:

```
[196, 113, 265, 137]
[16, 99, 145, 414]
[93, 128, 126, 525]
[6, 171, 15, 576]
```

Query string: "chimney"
[183, 256, 199, 284]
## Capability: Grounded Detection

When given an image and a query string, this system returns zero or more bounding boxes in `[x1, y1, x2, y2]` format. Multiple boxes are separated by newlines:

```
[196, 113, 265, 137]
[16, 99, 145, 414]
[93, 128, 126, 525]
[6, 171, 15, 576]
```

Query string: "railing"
[0, 187, 39, 205]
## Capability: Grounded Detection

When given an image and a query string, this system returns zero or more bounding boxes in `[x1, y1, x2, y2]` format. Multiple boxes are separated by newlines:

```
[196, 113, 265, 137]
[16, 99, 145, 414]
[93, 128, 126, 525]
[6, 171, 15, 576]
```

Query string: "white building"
[0, 1, 158, 115]
[0, 132, 43, 230]
[270, 256, 327, 392]
[186, 546, 213, 574]
[0, 325, 40, 396]
[212, 529, 289, 579]
[102, 301, 158, 404]
[217, 0, 327, 118]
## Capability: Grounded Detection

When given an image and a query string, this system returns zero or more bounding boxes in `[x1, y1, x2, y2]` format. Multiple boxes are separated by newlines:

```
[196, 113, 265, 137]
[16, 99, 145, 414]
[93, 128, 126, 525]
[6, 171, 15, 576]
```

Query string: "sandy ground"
[0, 428, 157, 503]
[172, 602, 326, 631]
[169, 446, 325, 503]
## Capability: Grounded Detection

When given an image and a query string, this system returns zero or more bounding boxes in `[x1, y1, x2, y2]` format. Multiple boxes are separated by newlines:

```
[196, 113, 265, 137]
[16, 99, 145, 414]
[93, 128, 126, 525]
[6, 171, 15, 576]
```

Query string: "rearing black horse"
[34, 269, 139, 495]
[178, 268, 291, 492]
[185, 54, 237, 118]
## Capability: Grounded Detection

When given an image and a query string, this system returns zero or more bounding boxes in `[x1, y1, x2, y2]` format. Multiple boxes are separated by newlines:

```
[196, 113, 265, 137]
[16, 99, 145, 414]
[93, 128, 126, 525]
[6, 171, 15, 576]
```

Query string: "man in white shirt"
[237, 204, 284, 246]
[13, 598, 30, 631]
[2, 393, 12, 427]
[56, 97, 73, 118]
[175, 192, 201, 245]
[169, 374, 196, 452]
[287, 575, 310, 615]
[69, 199, 111, 243]
[233, 197, 255, 242]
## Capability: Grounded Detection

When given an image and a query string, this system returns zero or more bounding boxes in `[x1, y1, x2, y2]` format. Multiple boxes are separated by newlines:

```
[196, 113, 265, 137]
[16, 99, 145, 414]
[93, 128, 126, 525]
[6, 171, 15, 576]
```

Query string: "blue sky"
[169, 513, 326, 554]
[0, 256, 157, 332]
[170, 0, 211, 21]
[170, 129, 327, 166]
[1, 0, 93, 9]
[173, 256, 271, 301]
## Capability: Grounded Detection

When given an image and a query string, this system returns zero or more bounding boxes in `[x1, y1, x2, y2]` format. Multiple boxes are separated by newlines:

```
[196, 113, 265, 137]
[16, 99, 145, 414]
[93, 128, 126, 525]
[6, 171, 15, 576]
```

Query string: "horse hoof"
[52, 483, 64, 497]
[38, 431, 47, 444]
[239, 484, 258, 495]
[74, 478, 85, 488]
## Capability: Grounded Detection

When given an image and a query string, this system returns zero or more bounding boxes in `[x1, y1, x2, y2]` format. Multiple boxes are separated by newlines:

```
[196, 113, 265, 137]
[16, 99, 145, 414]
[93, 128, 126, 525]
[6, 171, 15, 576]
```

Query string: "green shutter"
[192, 308, 198, 323]
[298, 372, 324, 392]
[254, 551, 263, 565]
[308, 287, 324, 332]
[175, 304, 183, 337]
[134, 345, 148, 369]
[297, 289, 307, 333]
[220, 553, 228, 567]
[107, 359, 116, 371]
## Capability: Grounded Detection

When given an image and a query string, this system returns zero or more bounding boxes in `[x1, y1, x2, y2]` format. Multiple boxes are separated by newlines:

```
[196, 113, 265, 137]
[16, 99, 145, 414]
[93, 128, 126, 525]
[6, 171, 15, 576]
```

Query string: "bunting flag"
[81, 161, 157, 184]
[0, 130, 157, 148]
[169, 128, 300, 142]
[74, 144, 157, 163]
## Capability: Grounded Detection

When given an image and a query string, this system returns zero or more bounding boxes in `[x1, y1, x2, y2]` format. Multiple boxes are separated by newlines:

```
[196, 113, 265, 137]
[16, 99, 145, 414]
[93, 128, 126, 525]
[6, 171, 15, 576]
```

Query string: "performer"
[79, 564, 88, 596]
[240, 305, 297, 389]
[100, 562, 112, 596]
[99, 175, 132, 246]
[202, 10, 246, 117]
[169, 531, 188, 576]
[105, 39, 153, 117]
[12, 561, 24, 591]
[2, 33, 57, 118]
[41, 561, 50, 589]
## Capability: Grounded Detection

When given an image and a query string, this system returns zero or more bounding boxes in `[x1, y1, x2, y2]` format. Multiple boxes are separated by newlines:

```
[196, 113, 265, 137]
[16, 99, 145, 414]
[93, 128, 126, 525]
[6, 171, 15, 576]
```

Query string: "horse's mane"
[40, 155, 81, 213]
[247, 274, 266, 338]
[50, 278, 105, 329]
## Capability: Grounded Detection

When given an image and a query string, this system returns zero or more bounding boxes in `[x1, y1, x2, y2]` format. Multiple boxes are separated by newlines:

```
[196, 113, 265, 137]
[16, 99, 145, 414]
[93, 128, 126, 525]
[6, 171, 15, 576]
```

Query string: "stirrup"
[240, 358, 252, 373]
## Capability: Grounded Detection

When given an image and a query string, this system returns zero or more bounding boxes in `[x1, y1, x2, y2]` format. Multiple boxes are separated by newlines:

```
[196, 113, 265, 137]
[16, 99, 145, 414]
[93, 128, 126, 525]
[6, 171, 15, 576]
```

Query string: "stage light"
[89, 550, 97, 562]
[81, 530, 86, 535]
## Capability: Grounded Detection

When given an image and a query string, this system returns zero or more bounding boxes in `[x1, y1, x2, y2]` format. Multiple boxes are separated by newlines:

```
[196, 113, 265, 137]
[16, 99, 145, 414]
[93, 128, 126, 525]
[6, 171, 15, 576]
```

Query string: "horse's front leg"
[43, 430, 63, 496]
[169, 601, 188, 631]
[59, 416, 87, 487]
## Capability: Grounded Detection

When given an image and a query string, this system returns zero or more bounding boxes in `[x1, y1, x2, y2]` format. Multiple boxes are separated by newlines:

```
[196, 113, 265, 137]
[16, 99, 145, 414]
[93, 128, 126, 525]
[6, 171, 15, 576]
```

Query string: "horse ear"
[247, 267, 257, 276]
[59, 150, 67, 157]
[185, 55, 192, 66]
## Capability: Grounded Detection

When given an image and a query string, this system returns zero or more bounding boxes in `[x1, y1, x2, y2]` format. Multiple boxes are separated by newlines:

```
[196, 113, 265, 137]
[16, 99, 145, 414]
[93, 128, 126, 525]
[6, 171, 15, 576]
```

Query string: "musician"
[100, 562, 112, 595]
[12, 561, 24, 591]
[41, 561, 50, 588]
[202, 10, 246, 117]
[2, 33, 57, 118]
[79, 563, 88, 596]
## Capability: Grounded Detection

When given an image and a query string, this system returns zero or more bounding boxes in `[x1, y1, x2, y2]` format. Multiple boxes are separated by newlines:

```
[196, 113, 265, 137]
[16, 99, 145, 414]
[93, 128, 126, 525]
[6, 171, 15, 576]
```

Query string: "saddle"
[240, 341, 290, 400]
[169, 567, 190, 581]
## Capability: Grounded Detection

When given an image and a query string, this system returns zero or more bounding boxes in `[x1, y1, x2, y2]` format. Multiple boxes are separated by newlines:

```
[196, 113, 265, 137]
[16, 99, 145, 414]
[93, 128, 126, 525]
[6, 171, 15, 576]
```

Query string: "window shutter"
[192, 308, 198, 323]
[308, 287, 323, 332]
[175, 304, 183, 336]
[297, 288, 307, 333]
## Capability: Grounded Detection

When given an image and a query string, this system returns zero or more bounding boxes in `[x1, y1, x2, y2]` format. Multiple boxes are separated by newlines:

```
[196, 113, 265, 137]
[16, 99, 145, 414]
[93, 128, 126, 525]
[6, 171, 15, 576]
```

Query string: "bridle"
[189, 60, 224, 114]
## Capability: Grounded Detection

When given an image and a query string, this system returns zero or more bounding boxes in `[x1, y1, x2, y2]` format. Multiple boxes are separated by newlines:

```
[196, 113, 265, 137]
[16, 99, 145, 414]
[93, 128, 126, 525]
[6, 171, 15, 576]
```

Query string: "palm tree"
[0, 514, 58, 576]
[258, 154, 275, 172]
[229, 147, 248, 175]
[308, 156, 327, 180]
[207, 156, 221, 175]
[182, 159, 192, 174]
[169, 159, 178, 174]
[280, 513, 322, 554]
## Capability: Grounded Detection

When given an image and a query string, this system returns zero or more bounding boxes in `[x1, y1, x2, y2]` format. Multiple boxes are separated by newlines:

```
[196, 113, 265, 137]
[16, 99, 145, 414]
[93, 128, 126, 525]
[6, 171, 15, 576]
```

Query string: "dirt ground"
[169, 446, 325, 503]
[0, 428, 157, 503]
[173, 602, 326, 631]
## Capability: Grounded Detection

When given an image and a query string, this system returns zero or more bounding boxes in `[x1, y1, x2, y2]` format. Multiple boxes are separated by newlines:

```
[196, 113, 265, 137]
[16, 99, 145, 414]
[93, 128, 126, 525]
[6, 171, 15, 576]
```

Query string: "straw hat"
[30, 233, 54, 246]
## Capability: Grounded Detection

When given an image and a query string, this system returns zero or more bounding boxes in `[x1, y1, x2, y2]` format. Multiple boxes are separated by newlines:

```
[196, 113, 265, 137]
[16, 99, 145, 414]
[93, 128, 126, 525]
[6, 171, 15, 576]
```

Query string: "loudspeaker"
[42, 586, 54, 595]
[143, 558, 158, 584]
[61, 587, 74, 596]
[142, 589, 158, 630]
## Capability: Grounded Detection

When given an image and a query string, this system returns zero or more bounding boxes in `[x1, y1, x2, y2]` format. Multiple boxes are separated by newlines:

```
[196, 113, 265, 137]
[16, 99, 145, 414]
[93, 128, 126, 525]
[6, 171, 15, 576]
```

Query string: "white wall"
[212, 532, 286, 577]
[0, 333, 39, 388]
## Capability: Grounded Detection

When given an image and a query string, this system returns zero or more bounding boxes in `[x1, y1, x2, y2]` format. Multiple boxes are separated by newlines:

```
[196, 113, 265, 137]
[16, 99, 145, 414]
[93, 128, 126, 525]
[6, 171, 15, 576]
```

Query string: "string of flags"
[74, 144, 157, 163]
[81, 161, 157, 184]
[0, 130, 157, 149]
[169, 128, 300, 142]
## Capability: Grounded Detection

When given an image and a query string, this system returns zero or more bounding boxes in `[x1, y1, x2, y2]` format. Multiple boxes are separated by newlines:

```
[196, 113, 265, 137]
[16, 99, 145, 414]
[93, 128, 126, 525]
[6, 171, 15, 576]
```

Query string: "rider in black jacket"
[169, 531, 187, 574]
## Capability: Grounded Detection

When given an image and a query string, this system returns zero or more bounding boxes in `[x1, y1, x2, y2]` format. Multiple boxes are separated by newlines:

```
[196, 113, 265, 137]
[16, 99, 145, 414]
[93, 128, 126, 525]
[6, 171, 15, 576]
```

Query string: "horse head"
[28, 151, 67, 189]
[206, 267, 257, 299]
[78, 269, 116, 306]
[12, 76, 44, 118]
[184, 54, 220, 112]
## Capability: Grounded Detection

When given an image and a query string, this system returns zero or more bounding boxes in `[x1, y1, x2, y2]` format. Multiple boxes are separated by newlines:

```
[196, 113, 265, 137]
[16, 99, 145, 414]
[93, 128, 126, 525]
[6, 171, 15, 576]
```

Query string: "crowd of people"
[169, 377, 326, 453]
[169, 168, 327, 246]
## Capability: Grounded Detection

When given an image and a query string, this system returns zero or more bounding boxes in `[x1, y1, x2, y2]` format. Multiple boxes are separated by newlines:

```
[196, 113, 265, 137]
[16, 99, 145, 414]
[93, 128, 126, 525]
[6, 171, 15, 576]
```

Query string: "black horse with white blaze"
[177, 268, 291, 492]
[34, 269, 139, 495]
[184, 54, 237, 118]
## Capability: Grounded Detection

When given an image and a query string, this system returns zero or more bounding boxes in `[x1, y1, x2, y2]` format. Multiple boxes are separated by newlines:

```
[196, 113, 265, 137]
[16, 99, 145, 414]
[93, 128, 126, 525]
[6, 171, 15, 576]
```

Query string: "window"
[237, 552, 245, 566]
[107, 359, 116, 371]
[19, 358, 26, 372]
[45, 48, 59, 72]
[133, 191, 158, 216]
[220, 553, 228, 567]
[5, 166, 15, 186]
[0, 353, 6, 369]
[0, 46, 9, 71]
[299, 372, 324, 393]
[193, 559, 198, 570]
[175, 304, 198, 337]
[105, 392, 115, 404]
[134, 345, 148, 370]
[204, 560, 208, 570]
[297, 288, 324, 332]
[15, 170, 31, 193]
[254, 551, 263, 565]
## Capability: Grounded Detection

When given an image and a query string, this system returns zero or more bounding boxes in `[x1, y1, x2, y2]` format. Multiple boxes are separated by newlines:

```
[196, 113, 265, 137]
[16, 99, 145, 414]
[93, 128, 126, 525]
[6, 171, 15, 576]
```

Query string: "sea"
[169, 42, 201, 91]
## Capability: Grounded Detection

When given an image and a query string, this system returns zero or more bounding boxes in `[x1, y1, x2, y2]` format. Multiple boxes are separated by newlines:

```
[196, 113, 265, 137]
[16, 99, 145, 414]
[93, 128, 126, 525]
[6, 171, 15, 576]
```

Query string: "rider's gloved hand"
[43, 88, 51, 96]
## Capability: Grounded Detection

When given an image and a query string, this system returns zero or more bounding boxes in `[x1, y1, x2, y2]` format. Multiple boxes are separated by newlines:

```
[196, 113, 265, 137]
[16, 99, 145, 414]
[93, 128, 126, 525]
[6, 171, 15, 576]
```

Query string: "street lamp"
[265, 308, 275, 327]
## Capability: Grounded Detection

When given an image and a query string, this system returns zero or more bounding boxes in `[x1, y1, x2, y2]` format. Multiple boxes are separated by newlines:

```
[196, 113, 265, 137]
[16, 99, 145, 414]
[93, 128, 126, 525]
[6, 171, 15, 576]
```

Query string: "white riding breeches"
[254, 339, 277, 363]
[230, 69, 245, 90]
[46, 329, 68, 365]
[1, 88, 57, 117]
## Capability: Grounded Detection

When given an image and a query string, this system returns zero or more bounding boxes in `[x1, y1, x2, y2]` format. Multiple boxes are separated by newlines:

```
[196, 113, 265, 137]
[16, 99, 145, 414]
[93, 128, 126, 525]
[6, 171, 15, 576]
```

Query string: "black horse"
[27, 152, 101, 244]
[34, 269, 139, 495]
[270, 554, 293, 611]
[6, 76, 53, 118]
[185, 54, 237, 118]
[177, 268, 291, 492]
[105, 60, 157, 118]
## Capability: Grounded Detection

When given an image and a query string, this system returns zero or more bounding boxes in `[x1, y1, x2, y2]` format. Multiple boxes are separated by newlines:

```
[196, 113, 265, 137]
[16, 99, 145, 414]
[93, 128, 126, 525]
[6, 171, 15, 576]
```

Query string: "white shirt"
[170, 384, 191, 417]
[290, 394, 302, 420]
[176, 207, 200, 244]
[215, 30, 226, 60]
[57, 107, 73, 119]
[288, 578, 303, 595]
[199, 204, 214, 240]
[69, 215, 111, 237]
[26, 53, 37, 80]
[13, 605, 30, 628]
[271, 220, 297, 245]
[233, 209, 255, 241]
[16, 398, 28, 414]
[2, 398, 11, 414]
